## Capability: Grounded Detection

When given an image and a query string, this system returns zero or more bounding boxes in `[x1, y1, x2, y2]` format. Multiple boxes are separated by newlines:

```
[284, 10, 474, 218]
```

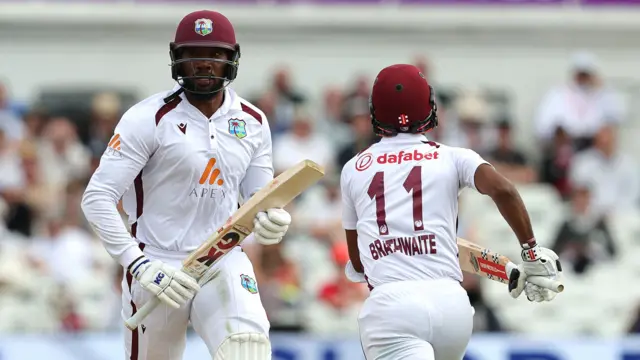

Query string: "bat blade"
[182, 159, 325, 279]
[124, 160, 325, 330]
[457, 237, 564, 293]
[457, 237, 510, 283]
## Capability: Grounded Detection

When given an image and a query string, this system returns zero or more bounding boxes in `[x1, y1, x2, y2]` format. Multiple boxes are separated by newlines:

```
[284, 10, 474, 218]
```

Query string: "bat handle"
[124, 297, 161, 331]
[527, 276, 565, 293]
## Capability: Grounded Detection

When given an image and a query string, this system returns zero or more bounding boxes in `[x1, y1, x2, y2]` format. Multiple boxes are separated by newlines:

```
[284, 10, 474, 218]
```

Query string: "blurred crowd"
[1, 50, 640, 336]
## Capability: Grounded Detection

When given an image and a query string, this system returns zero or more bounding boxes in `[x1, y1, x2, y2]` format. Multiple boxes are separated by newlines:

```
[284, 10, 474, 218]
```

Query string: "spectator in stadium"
[268, 66, 306, 135]
[535, 51, 625, 151]
[461, 274, 504, 333]
[550, 185, 616, 274]
[341, 74, 370, 123]
[19, 142, 59, 226]
[317, 86, 352, 150]
[485, 118, 537, 184]
[335, 103, 377, 169]
[0, 88, 26, 146]
[628, 303, 640, 334]
[37, 117, 91, 197]
[85, 92, 121, 169]
[291, 175, 343, 244]
[539, 126, 575, 200]
[27, 213, 95, 286]
[306, 242, 367, 335]
[254, 91, 278, 132]
[254, 242, 305, 332]
[22, 108, 48, 141]
[0, 127, 36, 236]
[273, 108, 335, 175]
[568, 124, 639, 217]
[413, 54, 432, 81]
[442, 90, 490, 153]
[0, 80, 27, 119]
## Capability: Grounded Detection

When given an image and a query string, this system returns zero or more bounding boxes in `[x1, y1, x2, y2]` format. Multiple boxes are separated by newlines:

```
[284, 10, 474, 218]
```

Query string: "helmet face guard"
[169, 43, 241, 96]
[370, 85, 439, 137]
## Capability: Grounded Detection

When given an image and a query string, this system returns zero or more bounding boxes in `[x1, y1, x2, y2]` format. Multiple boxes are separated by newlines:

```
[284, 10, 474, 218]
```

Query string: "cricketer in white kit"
[340, 64, 562, 360]
[81, 10, 288, 360]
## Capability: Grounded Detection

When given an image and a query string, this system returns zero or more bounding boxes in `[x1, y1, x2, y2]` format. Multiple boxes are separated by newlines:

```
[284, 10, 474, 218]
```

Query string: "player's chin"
[197, 79, 223, 92]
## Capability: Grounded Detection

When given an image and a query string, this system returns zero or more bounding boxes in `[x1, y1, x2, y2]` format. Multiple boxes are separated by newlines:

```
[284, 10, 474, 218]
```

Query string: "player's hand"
[522, 248, 563, 302]
[129, 256, 201, 309]
[253, 208, 291, 246]
[344, 260, 366, 283]
[508, 246, 562, 301]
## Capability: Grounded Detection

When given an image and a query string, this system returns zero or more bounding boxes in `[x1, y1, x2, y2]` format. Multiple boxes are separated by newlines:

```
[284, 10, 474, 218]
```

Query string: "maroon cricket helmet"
[369, 64, 438, 136]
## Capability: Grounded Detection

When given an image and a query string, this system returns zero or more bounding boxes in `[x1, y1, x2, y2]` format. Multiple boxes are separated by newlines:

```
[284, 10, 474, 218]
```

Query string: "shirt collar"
[171, 85, 239, 119]
[378, 133, 431, 144]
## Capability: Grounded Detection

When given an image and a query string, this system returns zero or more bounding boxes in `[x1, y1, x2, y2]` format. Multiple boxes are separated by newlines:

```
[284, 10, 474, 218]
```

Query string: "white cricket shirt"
[82, 86, 273, 268]
[340, 133, 488, 287]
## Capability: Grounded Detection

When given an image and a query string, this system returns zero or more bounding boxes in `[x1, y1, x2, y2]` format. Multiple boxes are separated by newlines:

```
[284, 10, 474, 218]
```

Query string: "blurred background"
[1, 0, 640, 359]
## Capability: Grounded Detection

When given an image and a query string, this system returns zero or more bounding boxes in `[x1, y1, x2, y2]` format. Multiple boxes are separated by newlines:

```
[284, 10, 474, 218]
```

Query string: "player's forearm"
[489, 185, 535, 247]
[81, 188, 144, 268]
[345, 230, 364, 272]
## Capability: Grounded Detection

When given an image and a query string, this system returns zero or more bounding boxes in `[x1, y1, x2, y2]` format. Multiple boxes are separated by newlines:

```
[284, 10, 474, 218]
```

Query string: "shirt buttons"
[210, 135, 214, 139]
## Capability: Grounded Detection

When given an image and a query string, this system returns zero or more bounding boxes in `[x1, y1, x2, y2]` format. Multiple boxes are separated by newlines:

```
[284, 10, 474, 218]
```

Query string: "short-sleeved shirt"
[340, 133, 488, 287]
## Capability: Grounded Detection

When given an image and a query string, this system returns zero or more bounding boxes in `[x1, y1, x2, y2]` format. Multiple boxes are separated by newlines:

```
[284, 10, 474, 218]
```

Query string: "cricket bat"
[457, 237, 564, 293]
[124, 159, 325, 330]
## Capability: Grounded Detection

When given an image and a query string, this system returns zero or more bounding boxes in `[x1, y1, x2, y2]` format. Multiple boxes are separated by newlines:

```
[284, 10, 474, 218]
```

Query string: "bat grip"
[527, 276, 564, 293]
[124, 297, 161, 331]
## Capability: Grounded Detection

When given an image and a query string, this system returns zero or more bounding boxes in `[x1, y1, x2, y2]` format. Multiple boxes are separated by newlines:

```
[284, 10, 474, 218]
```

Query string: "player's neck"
[381, 133, 428, 141]
[185, 91, 225, 119]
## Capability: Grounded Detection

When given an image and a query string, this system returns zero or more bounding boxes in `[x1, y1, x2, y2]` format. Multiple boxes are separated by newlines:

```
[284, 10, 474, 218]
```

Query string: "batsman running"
[340, 64, 563, 360]
[81, 10, 286, 360]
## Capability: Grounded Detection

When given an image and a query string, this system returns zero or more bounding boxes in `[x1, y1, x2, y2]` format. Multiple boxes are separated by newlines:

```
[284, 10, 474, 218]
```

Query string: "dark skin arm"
[474, 163, 535, 246]
[345, 229, 364, 273]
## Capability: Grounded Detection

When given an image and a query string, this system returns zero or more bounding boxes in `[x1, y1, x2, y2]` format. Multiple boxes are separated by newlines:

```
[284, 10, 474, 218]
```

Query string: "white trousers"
[358, 279, 474, 360]
[121, 245, 270, 360]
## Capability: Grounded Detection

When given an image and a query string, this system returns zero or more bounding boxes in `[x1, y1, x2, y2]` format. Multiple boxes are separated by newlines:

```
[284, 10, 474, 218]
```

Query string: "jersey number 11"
[367, 166, 424, 236]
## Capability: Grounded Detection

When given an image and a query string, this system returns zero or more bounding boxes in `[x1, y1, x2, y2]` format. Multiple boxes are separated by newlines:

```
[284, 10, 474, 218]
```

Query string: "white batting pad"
[214, 332, 271, 360]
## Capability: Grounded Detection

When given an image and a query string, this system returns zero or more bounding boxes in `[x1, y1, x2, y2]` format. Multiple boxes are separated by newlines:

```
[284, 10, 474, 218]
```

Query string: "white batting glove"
[523, 248, 563, 302]
[508, 243, 562, 301]
[253, 208, 291, 246]
[129, 256, 201, 309]
[344, 260, 366, 283]
[507, 262, 528, 299]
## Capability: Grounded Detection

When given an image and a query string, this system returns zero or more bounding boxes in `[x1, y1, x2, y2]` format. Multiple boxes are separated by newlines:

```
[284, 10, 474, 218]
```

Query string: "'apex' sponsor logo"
[190, 157, 226, 200]
[199, 158, 224, 186]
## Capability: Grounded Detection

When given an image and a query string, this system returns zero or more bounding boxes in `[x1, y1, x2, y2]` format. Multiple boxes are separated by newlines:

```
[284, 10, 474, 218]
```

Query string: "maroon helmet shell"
[173, 10, 237, 50]
[370, 64, 437, 136]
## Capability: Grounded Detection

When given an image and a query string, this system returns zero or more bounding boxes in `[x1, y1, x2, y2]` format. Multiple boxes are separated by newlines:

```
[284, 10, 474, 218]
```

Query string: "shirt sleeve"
[341, 162, 358, 230]
[240, 116, 274, 202]
[451, 147, 490, 191]
[81, 109, 156, 268]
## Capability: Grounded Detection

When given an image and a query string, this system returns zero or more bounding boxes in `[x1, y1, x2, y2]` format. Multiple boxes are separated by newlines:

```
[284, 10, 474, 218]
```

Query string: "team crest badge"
[240, 274, 258, 294]
[194, 18, 213, 36]
[228, 118, 247, 139]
